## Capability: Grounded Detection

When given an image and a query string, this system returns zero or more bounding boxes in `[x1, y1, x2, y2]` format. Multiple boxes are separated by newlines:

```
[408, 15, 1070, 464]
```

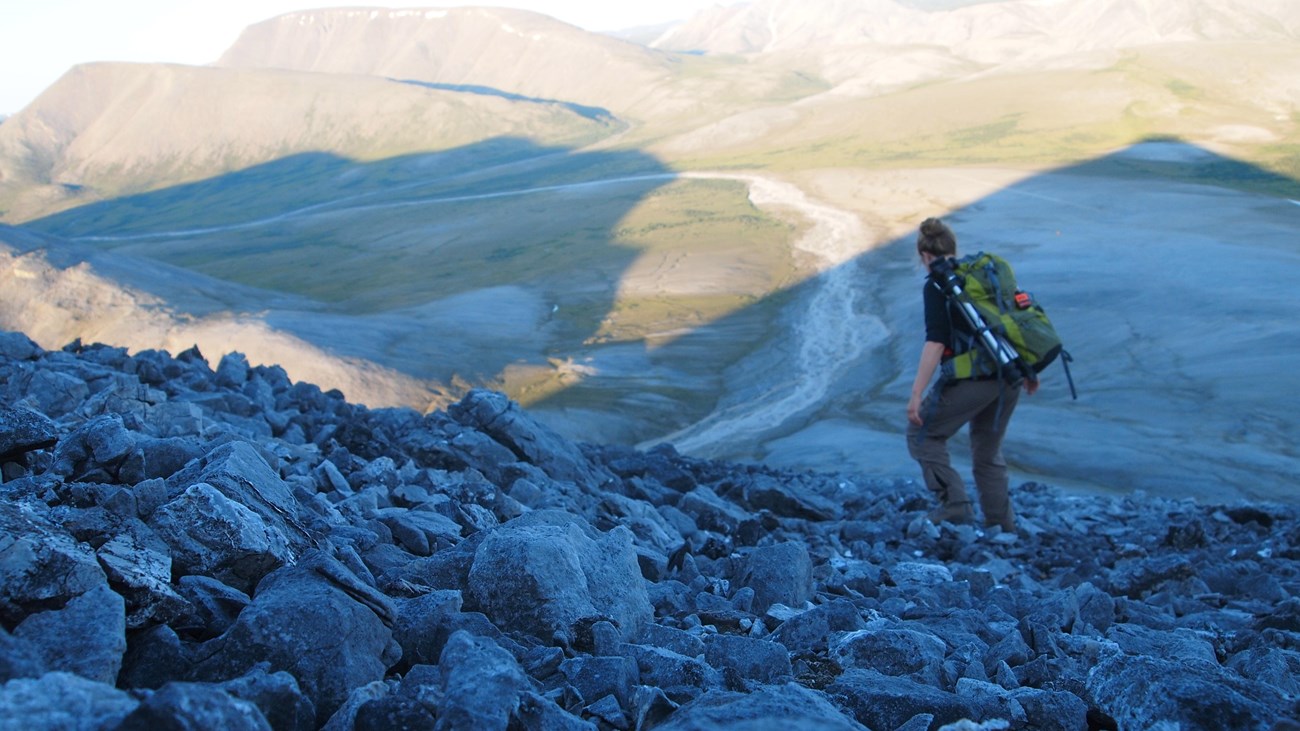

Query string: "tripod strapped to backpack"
[929, 253, 1077, 399]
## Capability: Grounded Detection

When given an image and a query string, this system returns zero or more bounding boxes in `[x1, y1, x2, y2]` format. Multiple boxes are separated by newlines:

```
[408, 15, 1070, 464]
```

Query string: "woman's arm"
[908, 340, 947, 426]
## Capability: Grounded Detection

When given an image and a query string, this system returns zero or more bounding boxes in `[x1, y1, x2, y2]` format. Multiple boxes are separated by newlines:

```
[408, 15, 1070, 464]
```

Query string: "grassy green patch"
[95, 174, 798, 345]
[1255, 143, 1300, 191]
[950, 116, 1021, 147]
[761, 70, 834, 103]
[1164, 79, 1200, 100]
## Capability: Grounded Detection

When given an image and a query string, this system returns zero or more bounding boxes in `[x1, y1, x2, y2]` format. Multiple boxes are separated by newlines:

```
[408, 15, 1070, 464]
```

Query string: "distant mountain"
[0, 60, 614, 223]
[653, 0, 1300, 57]
[215, 7, 676, 115]
[606, 21, 679, 47]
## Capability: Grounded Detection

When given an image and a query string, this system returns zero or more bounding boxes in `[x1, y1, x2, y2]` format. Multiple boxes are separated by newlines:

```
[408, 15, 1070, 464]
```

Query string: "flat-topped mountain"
[215, 7, 676, 115]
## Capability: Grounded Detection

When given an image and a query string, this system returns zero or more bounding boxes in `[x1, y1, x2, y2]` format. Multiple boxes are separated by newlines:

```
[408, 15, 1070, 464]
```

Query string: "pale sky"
[0, 0, 738, 115]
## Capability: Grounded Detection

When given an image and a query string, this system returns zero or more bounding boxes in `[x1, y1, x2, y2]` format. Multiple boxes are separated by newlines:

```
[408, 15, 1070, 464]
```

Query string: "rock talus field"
[1, 331, 1299, 729]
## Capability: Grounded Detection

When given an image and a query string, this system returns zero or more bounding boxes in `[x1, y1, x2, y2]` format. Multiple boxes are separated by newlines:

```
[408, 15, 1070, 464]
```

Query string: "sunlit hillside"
[0, 61, 616, 223]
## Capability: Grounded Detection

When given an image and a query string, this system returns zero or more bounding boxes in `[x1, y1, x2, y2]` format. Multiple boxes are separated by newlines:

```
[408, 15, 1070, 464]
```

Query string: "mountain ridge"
[653, 0, 1300, 58]
[0, 60, 612, 222]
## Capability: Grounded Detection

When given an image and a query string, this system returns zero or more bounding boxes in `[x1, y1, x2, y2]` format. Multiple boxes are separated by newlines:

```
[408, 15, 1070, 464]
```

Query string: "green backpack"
[931, 251, 1076, 397]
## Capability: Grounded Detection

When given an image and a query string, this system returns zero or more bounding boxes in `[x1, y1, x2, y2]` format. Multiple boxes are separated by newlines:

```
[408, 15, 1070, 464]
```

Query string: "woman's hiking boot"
[927, 500, 975, 525]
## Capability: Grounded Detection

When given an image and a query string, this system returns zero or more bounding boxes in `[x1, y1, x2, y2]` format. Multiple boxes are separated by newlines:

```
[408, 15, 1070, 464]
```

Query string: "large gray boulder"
[0, 628, 46, 683]
[832, 627, 948, 688]
[193, 562, 401, 725]
[740, 541, 813, 614]
[175, 576, 252, 638]
[469, 514, 651, 644]
[703, 634, 793, 685]
[391, 590, 466, 670]
[654, 683, 868, 730]
[119, 436, 206, 483]
[828, 669, 980, 730]
[18, 369, 91, 420]
[115, 682, 271, 731]
[0, 331, 41, 361]
[218, 666, 317, 731]
[769, 599, 867, 654]
[514, 690, 601, 731]
[96, 533, 187, 628]
[51, 415, 135, 480]
[373, 507, 463, 556]
[12, 584, 126, 685]
[433, 630, 531, 730]
[448, 389, 611, 491]
[1086, 652, 1286, 730]
[621, 644, 723, 703]
[0, 501, 108, 627]
[740, 473, 841, 521]
[319, 681, 391, 731]
[0, 405, 57, 462]
[1011, 687, 1089, 731]
[0, 672, 138, 731]
[149, 482, 292, 595]
[167, 441, 317, 555]
[561, 653, 639, 707]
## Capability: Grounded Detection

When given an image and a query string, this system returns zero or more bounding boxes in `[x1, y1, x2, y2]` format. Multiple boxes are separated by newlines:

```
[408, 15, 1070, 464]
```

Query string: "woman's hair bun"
[920, 217, 948, 237]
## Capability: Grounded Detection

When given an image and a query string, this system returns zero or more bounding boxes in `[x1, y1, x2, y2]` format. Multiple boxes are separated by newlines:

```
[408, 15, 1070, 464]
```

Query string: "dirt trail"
[657, 173, 886, 454]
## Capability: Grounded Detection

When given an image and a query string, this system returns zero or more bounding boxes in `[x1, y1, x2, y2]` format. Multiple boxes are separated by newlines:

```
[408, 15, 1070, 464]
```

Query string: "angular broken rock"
[192, 563, 401, 724]
[0, 671, 138, 730]
[469, 515, 651, 644]
[96, 533, 187, 628]
[832, 627, 948, 688]
[114, 681, 271, 731]
[149, 482, 292, 595]
[1085, 653, 1285, 730]
[741, 541, 814, 614]
[656, 682, 868, 731]
[0, 501, 108, 627]
[434, 630, 531, 730]
[0, 405, 58, 462]
[448, 388, 612, 490]
[169, 441, 315, 553]
[13, 583, 126, 685]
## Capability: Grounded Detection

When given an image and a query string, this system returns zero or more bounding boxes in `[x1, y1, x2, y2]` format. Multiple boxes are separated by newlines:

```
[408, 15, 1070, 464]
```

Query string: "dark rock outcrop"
[1, 330, 1298, 730]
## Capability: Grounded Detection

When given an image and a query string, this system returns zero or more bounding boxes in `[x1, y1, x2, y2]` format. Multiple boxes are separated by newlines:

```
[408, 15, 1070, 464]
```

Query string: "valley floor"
[4, 147, 1297, 505]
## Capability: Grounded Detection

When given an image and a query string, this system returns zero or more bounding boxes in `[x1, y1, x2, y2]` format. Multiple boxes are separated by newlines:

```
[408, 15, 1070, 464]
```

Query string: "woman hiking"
[905, 217, 1036, 532]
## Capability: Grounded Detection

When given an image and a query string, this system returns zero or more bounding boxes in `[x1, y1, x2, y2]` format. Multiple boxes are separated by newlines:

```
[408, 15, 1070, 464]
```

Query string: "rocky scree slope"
[1, 329, 1298, 731]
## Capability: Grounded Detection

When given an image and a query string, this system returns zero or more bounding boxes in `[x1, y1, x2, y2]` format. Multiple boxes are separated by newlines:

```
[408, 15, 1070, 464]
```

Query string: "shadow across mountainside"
[533, 139, 1299, 504]
[9, 137, 677, 408]
[5, 135, 1298, 503]
[395, 80, 616, 123]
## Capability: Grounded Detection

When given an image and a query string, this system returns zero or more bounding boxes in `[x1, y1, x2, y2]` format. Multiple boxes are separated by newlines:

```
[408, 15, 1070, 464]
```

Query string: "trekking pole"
[929, 258, 1031, 385]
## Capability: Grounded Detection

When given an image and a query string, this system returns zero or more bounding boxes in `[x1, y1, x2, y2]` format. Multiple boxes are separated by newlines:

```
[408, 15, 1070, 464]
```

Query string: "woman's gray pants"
[906, 378, 1020, 530]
